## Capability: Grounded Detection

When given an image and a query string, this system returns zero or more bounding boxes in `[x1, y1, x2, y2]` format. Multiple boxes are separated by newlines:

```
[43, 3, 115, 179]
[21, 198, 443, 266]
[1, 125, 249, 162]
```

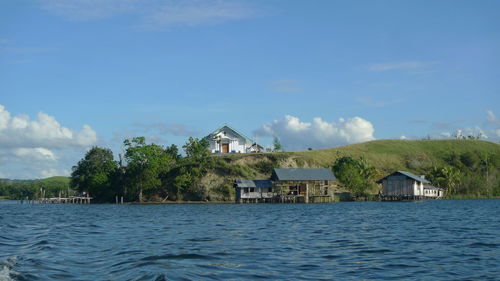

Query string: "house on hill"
[377, 171, 444, 200]
[207, 125, 259, 154]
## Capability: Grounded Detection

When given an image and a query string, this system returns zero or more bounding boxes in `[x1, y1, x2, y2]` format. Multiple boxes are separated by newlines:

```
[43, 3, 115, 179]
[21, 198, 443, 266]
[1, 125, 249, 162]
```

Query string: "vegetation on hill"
[0, 176, 71, 200]
[1, 139, 498, 202]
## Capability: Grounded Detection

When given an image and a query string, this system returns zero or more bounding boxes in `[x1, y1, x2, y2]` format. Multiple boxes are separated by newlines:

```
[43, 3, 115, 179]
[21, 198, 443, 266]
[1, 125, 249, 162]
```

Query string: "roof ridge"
[209, 124, 254, 143]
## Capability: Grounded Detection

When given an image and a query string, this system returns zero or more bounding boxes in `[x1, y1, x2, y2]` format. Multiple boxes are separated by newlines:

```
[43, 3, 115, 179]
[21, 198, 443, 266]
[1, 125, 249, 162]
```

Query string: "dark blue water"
[1, 200, 499, 281]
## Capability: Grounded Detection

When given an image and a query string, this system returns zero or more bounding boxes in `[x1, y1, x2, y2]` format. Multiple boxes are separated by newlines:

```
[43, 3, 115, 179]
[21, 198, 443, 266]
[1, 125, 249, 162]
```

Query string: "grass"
[209, 139, 499, 184]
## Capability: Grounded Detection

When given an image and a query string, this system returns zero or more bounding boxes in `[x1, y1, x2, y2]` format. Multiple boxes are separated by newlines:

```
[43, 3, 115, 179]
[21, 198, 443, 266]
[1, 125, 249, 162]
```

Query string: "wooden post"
[305, 183, 309, 203]
[116, 196, 118, 204]
[121, 196, 123, 204]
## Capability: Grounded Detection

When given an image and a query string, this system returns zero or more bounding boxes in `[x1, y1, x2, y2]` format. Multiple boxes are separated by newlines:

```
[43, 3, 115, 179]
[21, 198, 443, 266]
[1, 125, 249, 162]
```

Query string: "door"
[222, 143, 229, 153]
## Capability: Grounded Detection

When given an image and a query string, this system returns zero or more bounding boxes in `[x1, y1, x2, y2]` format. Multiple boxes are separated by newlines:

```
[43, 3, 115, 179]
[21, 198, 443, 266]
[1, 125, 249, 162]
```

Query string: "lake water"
[1, 200, 499, 281]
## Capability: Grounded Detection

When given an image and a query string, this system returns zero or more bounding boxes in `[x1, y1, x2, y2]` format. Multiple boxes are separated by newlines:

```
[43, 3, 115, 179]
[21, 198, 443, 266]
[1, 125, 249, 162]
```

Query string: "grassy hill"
[202, 139, 500, 200]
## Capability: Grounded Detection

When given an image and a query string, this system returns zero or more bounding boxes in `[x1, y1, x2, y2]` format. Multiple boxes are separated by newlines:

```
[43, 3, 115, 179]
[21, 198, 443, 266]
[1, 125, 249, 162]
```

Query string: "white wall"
[209, 127, 251, 153]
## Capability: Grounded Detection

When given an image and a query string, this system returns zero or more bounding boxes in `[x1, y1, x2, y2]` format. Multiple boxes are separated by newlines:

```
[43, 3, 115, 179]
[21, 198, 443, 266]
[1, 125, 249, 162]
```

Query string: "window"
[324, 180, 328, 185]
[268, 187, 272, 192]
[243, 188, 249, 193]
[250, 187, 255, 192]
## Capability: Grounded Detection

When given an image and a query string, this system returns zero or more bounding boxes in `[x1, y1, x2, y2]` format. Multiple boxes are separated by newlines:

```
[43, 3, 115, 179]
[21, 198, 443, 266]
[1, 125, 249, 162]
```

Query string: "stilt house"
[234, 179, 274, 203]
[377, 171, 444, 200]
[271, 168, 336, 203]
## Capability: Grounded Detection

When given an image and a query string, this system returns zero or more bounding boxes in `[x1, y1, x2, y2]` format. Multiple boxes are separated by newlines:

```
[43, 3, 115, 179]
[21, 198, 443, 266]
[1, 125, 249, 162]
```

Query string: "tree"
[165, 144, 182, 161]
[273, 136, 283, 152]
[183, 137, 210, 162]
[428, 166, 461, 196]
[332, 156, 375, 198]
[123, 137, 173, 202]
[70, 147, 118, 202]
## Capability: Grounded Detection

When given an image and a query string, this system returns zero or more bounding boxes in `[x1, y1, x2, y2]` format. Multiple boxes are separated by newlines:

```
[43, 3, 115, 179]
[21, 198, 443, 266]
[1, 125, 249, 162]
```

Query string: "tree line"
[70, 136, 219, 203]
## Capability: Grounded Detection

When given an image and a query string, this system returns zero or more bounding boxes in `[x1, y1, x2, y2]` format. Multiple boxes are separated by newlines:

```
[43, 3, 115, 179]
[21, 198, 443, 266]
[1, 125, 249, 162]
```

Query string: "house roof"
[272, 168, 336, 181]
[209, 124, 253, 143]
[376, 171, 431, 184]
[424, 184, 443, 191]
[234, 179, 273, 188]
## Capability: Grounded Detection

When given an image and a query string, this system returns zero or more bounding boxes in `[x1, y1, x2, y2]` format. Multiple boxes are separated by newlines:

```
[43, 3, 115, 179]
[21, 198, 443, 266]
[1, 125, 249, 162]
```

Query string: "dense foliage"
[2, 139, 498, 202]
[70, 147, 119, 202]
[332, 156, 375, 198]
[0, 177, 71, 200]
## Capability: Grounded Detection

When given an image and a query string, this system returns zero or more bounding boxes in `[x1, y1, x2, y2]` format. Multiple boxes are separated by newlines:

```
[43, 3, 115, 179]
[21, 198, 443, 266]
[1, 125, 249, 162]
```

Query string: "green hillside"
[0, 176, 71, 200]
[202, 139, 500, 200]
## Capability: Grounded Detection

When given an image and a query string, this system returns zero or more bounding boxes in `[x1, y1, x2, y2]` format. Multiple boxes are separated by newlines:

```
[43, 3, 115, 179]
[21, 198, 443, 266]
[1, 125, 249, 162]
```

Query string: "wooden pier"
[19, 196, 92, 204]
[238, 195, 333, 204]
[38, 196, 92, 204]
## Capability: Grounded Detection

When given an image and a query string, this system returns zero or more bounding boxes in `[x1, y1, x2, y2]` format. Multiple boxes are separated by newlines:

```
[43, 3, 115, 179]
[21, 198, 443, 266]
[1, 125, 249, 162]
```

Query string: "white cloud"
[13, 147, 57, 162]
[0, 105, 97, 149]
[367, 61, 438, 72]
[255, 115, 375, 150]
[39, 0, 256, 28]
[486, 110, 499, 125]
[0, 105, 98, 179]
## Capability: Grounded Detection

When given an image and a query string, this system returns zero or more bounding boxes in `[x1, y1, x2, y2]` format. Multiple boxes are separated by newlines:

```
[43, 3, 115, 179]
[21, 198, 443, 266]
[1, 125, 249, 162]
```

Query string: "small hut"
[377, 171, 444, 200]
[234, 179, 274, 203]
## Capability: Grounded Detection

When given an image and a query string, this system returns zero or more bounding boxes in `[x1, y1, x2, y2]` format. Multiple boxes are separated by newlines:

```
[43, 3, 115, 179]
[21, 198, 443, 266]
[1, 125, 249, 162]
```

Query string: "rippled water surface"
[1, 200, 499, 280]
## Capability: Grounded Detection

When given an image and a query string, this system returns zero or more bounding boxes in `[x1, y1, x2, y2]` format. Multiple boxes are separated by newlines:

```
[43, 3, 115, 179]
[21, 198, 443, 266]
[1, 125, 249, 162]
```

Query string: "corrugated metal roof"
[209, 124, 254, 143]
[377, 171, 430, 184]
[234, 179, 273, 188]
[272, 168, 336, 181]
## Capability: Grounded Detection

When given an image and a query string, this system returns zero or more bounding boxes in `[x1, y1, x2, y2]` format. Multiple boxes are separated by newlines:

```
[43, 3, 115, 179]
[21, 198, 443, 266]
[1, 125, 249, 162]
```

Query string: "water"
[1, 200, 499, 281]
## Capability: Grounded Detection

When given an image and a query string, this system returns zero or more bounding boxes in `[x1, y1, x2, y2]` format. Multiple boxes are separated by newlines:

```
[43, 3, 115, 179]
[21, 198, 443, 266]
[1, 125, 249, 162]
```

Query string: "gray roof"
[377, 171, 430, 184]
[209, 124, 253, 143]
[272, 168, 336, 181]
[234, 179, 273, 188]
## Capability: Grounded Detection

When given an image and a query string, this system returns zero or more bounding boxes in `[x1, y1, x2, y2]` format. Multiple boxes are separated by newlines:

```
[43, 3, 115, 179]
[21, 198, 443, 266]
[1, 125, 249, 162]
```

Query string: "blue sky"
[1, 0, 499, 179]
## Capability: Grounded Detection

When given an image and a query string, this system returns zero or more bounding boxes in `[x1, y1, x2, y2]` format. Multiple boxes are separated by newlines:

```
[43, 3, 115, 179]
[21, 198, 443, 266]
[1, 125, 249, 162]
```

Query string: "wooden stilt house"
[377, 170, 444, 200]
[271, 168, 336, 203]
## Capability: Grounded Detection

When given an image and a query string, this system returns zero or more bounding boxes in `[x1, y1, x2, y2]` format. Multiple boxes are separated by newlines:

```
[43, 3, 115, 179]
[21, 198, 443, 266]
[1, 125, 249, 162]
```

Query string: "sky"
[0, 0, 499, 179]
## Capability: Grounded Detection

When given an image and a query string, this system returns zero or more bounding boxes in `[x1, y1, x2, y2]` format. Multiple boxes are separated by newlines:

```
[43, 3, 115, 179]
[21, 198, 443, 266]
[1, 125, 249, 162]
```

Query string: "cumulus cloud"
[0, 105, 98, 179]
[13, 147, 57, 162]
[424, 110, 500, 141]
[39, 0, 257, 28]
[255, 115, 375, 150]
[0, 105, 96, 149]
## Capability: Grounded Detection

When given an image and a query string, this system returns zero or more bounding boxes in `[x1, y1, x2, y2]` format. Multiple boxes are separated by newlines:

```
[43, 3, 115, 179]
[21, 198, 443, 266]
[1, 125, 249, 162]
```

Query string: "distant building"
[234, 179, 274, 203]
[377, 171, 444, 200]
[207, 125, 259, 154]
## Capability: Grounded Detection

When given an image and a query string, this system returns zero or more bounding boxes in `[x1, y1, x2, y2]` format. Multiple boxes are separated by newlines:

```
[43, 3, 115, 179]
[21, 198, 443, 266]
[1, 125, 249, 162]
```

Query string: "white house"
[207, 125, 259, 154]
[377, 171, 444, 199]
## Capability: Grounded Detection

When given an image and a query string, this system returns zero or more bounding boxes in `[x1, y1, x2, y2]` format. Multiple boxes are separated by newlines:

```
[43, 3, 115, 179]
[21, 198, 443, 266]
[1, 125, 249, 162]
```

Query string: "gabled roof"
[234, 179, 273, 188]
[208, 124, 253, 143]
[376, 171, 430, 184]
[272, 168, 336, 181]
